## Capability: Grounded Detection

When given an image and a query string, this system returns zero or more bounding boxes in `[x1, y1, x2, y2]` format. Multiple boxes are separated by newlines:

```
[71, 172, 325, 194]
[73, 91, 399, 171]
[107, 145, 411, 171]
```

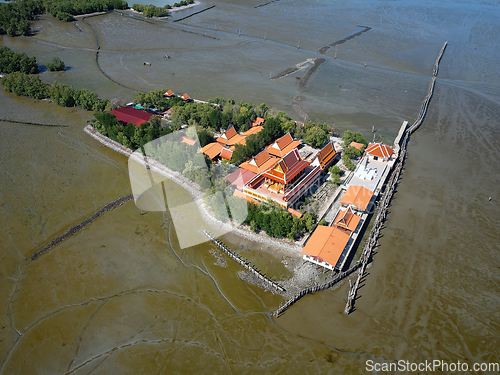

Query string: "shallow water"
[1, 0, 500, 373]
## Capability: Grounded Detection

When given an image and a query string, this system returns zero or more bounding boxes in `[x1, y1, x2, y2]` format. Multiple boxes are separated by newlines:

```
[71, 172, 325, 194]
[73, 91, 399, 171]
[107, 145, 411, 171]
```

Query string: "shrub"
[47, 57, 65, 72]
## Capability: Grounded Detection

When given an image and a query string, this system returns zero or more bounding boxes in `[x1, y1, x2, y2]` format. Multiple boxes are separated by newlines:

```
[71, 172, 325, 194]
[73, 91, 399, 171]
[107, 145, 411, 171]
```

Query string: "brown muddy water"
[1, 0, 500, 373]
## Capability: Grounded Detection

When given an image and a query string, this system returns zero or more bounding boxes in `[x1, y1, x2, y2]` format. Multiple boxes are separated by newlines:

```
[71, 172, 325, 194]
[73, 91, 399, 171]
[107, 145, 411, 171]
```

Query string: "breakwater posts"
[0, 118, 69, 127]
[203, 231, 286, 294]
[272, 262, 362, 317]
[408, 41, 447, 135]
[30, 195, 133, 261]
[173, 5, 215, 23]
[432, 41, 447, 77]
[254, 0, 282, 9]
[344, 42, 447, 314]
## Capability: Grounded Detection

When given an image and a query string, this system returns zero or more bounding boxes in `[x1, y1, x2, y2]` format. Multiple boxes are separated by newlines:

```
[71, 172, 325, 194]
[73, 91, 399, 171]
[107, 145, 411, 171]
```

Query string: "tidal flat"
[1, 0, 500, 373]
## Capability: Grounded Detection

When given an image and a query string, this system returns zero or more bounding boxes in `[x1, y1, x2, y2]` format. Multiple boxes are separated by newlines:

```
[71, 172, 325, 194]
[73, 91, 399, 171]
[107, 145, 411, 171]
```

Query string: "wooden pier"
[203, 231, 286, 294]
[343, 41, 448, 315]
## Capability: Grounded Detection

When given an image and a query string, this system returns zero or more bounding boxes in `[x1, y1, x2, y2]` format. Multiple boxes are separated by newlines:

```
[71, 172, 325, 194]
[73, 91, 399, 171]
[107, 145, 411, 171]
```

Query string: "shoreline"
[84, 124, 303, 254]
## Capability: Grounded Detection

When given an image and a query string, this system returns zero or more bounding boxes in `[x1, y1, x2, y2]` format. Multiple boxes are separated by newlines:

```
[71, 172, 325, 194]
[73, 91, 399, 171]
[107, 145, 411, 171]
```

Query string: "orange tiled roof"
[180, 136, 197, 146]
[333, 206, 361, 232]
[301, 225, 351, 266]
[365, 142, 394, 159]
[288, 208, 303, 218]
[239, 150, 280, 174]
[263, 149, 308, 185]
[252, 117, 265, 127]
[349, 141, 364, 150]
[201, 142, 223, 160]
[181, 93, 191, 101]
[316, 142, 337, 170]
[340, 185, 373, 211]
[267, 133, 302, 157]
[220, 147, 233, 160]
[242, 125, 263, 136]
[163, 89, 175, 97]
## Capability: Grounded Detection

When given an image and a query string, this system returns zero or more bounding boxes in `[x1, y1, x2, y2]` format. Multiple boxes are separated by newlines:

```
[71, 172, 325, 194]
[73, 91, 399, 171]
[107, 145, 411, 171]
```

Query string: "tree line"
[43, 0, 127, 22]
[0, 0, 127, 35]
[0, 46, 39, 74]
[1, 71, 108, 111]
[131, 4, 169, 17]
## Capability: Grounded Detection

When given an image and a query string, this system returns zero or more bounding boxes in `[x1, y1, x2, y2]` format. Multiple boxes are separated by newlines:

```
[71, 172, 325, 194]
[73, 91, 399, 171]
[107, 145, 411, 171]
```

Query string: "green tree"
[329, 165, 343, 176]
[342, 130, 367, 147]
[47, 57, 65, 71]
[303, 126, 328, 147]
[342, 154, 355, 170]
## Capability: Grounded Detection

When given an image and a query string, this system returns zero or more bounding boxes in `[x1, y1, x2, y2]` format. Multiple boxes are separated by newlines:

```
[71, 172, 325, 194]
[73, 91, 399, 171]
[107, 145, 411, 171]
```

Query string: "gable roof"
[333, 206, 361, 232]
[315, 142, 337, 170]
[340, 185, 373, 211]
[242, 125, 263, 137]
[252, 117, 265, 127]
[110, 107, 155, 126]
[301, 225, 351, 266]
[224, 168, 257, 190]
[263, 149, 309, 184]
[220, 147, 233, 160]
[365, 142, 394, 158]
[201, 142, 223, 160]
[239, 150, 279, 174]
[267, 133, 302, 157]
[181, 93, 191, 101]
[349, 141, 364, 150]
[288, 208, 303, 218]
[163, 89, 175, 97]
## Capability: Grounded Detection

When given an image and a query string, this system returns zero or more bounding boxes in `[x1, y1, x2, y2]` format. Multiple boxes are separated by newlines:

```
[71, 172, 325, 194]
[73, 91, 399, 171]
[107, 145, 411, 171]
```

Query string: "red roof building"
[163, 89, 175, 97]
[350, 141, 365, 150]
[262, 148, 309, 186]
[110, 107, 155, 126]
[340, 185, 374, 212]
[251, 117, 265, 127]
[220, 147, 233, 161]
[333, 206, 361, 232]
[301, 225, 351, 269]
[239, 150, 280, 174]
[288, 208, 303, 219]
[224, 168, 257, 190]
[267, 133, 302, 157]
[181, 93, 191, 101]
[312, 141, 337, 170]
[241, 126, 263, 137]
[201, 142, 223, 160]
[365, 142, 394, 161]
[216, 126, 246, 147]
